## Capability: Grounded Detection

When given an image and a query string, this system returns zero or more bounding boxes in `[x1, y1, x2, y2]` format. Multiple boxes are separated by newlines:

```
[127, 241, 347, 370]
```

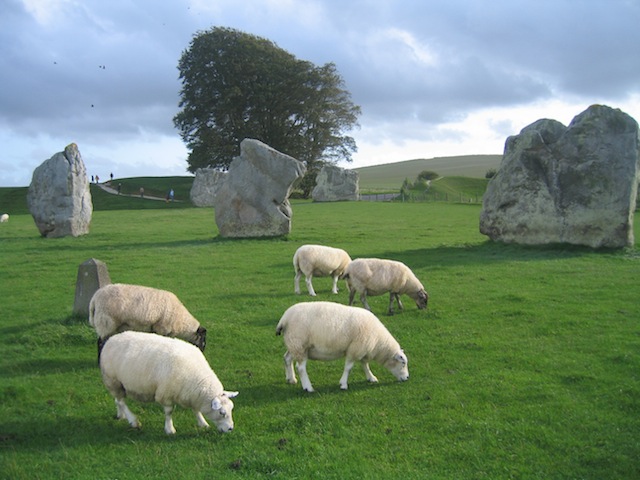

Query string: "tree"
[174, 27, 361, 176]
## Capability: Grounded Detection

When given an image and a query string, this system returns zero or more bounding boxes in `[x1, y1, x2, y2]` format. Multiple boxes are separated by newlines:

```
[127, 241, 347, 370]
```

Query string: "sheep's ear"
[394, 352, 407, 365]
[223, 390, 239, 399]
[212, 398, 222, 410]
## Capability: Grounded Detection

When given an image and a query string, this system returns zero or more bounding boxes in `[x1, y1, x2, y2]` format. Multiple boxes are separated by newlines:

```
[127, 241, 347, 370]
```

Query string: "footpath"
[95, 182, 180, 202]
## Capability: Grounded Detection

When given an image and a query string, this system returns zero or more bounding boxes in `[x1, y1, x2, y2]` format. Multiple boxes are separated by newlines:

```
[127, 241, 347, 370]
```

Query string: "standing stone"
[190, 168, 226, 207]
[27, 143, 93, 238]
[72, 258, 111, 317]
[214, 138, 306, 238]
[312, 165, 360, 202]
[480, 105, 639, 248]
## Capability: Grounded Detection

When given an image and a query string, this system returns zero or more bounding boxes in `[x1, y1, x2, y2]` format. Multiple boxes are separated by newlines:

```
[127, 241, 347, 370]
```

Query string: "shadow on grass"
[358, 241, 606, 269]
[0, 415, 230, 453]
[7, 233, 294, 253]
[0, 358, 96, 379]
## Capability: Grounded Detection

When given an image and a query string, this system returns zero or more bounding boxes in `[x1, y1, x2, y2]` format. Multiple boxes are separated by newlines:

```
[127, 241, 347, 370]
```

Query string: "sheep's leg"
[294, 270, 302, 294]
[359, 292, 372, 311]
[339, 359, 356, 390]
[296, 358, 314, 392]
[362, 361, 378, 384]
[284, 351, 297, 384]
[348, 287, 356, 305]
[115, 398, 140, 428]
[330, 274, 339, 294]
[194, 410, 210, 429]
[396, 294, 404, 311]
[388, 293, 403, 315]
[305, 275, 317, 296]
[163, 405, 177, 435]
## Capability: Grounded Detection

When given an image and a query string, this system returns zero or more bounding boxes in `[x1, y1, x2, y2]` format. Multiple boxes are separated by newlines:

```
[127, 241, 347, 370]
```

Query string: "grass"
[0, 188, 639, 478]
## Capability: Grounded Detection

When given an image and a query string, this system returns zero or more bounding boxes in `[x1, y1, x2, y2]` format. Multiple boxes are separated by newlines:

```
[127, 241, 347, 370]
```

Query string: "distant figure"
[140, 187, 144, 198]
[96, 175, 100, 184]
[117, 183, 122, 195]
[110, 172, 114, 182]
[91, 175, 94, 183]
[169, 189, 174, 202]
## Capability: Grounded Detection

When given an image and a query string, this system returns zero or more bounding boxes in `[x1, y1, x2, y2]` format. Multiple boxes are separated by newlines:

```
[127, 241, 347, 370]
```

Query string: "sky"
[1, 0, 639, 187]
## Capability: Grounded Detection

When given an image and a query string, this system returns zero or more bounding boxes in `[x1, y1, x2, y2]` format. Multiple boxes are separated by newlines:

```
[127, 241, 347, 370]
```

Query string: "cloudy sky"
[1, 0, 639, 186]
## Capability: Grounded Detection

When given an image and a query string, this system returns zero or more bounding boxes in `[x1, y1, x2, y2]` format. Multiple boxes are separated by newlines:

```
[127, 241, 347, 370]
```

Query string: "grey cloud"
[1, 0, 639, 186]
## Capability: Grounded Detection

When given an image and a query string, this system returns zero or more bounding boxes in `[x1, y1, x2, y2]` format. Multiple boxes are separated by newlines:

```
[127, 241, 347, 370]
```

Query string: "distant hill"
[354, 154, 502, 191]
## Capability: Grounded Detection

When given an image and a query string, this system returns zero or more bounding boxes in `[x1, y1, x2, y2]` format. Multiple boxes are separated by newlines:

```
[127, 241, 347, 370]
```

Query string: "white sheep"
[0, 213, 8, 223]
[89, 283, 207, 356]
[100, 331, 238, 435]
[275, 301, 409, 392]
[293, 244, 352, 296]
[342, 258, 428, 315]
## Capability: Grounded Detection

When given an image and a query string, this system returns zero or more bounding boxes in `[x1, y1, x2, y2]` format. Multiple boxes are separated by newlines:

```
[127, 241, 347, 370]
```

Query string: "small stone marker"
[73, 258, 111, 317]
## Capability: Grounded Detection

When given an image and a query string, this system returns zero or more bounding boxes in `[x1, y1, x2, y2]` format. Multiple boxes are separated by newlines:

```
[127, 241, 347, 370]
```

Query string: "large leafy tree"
[174, 27, 361, 177]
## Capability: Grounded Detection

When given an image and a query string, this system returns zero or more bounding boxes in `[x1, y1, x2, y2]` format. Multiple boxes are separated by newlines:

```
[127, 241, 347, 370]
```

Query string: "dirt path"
[95, 183, 180, 202]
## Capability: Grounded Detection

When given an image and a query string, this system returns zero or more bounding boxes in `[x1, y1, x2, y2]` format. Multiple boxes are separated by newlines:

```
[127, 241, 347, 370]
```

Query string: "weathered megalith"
[480, 105, 639, 248]
[213, 138, 306, 237]
[27, 143, 93, 238]
[311, 165, 359, 202]
[190, 168, 227, 207]
[72, 258, 111, 317]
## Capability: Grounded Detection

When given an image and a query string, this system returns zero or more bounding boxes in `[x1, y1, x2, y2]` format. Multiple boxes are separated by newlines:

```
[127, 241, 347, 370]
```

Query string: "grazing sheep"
[275, 301, 409, 392]
[100, 331, 238, 435]
[293, 244, 352, 296]
[342, 258, 428, 315]
[89, 283, 207, 357]
[0, 213, 8, 223]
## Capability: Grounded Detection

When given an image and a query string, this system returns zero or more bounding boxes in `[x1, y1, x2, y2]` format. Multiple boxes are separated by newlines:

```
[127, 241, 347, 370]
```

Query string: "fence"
[360, 192, 483, 204]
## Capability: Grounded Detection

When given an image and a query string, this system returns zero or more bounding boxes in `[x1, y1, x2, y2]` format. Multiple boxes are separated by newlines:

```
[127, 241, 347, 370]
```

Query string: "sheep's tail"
[88, 297, 96, 326]
[275, 317, 287, 336]
[292, 252, 300, 274]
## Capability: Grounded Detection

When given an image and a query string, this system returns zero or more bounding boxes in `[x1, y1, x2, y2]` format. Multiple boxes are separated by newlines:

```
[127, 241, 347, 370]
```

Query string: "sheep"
[275, 301, 409, 392]
[342, 258, 428, 315]
[89, 283, 206, 357]
[293, 244, 352, 296]
[100, 331, 238, 435]
[0, 213, 8, 223]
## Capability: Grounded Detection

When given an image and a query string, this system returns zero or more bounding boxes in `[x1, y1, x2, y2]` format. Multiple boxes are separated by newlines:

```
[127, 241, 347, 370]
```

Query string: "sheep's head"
[385, 351, 409, 382]
[194, 326, 207, 352]
[208, 391, 239, 433]
[412, 289, 429, 310]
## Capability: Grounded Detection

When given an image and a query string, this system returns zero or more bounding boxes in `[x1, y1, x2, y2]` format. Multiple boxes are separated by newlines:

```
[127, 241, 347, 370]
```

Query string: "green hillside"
[355, 154, 502, 191]
[0, 155, 503, 214]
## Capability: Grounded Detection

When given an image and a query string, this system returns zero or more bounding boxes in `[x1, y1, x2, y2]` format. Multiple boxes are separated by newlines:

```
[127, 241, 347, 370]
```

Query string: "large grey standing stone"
[311, 165, 359, 202]
[27, 143, 93, 237]
[480, 105, 639, 248]
[214, 139, 306, 238]
[190, 168, 227, 207]
[72, 258, 111, 317]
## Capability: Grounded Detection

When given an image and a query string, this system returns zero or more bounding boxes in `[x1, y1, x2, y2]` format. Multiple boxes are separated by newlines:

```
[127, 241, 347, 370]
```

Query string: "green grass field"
[0, 187, 639, 478]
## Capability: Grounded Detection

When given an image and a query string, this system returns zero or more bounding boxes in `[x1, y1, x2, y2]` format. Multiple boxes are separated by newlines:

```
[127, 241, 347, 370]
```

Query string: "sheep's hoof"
[303, 387, 315, 393]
